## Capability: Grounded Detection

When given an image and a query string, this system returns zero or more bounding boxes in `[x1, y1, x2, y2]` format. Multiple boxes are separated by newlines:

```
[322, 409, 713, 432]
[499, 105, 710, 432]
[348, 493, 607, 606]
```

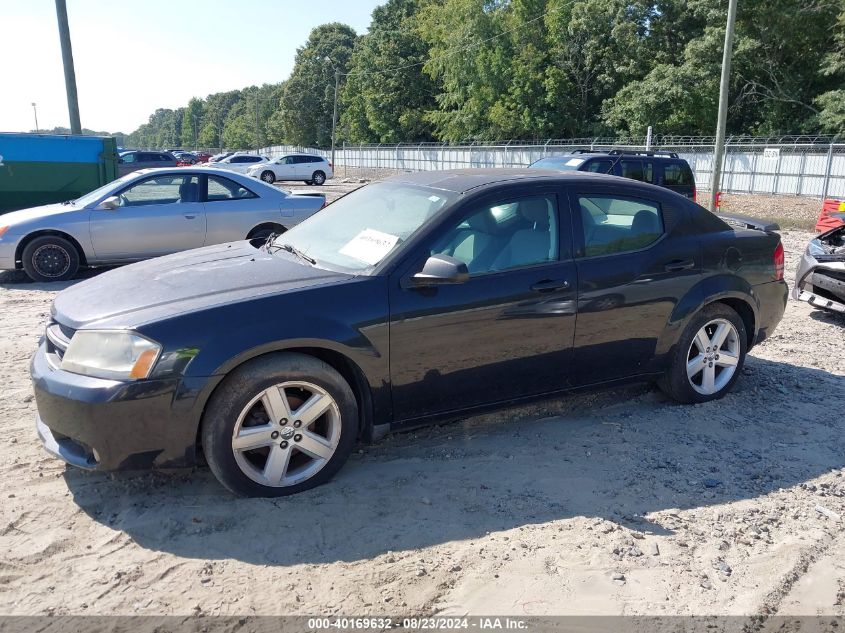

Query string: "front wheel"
[21, 235, 80, 282]
[657, 303, 747, 404]
[260, 170, 275, 184]
[311, 170, 326, 186]
[201, 353, 358, 497]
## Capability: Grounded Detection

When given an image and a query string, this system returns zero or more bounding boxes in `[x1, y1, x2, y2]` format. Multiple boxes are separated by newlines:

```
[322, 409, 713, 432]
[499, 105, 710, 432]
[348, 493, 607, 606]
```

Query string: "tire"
[248, 225, 285, 243]
[201, 353, 358, 497]
[657, 303, 747, 404]
[311, 171, 326, 186]
[260, 170, 275, 184]
[21, 235, 80, 282]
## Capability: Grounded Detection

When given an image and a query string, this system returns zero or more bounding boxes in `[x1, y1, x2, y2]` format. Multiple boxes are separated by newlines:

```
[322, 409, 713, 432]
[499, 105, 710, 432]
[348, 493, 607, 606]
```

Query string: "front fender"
[655, 273, 758, 357]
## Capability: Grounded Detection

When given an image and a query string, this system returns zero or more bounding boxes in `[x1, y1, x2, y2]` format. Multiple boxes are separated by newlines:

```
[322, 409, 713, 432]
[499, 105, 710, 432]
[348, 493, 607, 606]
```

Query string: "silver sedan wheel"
[686, 318, 740, 395]
[231, 381, 341, 488]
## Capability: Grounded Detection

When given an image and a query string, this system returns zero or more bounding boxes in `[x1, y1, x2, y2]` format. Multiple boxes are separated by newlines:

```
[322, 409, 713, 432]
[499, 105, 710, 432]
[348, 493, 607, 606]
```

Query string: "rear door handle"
[183, 214, 196, 219]
[530, 279, 570, 293]
[664, 259, 695, 272]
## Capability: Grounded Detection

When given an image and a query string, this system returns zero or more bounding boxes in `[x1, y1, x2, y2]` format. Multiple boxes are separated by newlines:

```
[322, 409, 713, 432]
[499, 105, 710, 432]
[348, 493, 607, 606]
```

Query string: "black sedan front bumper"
[31, 340, 212, 471]
[793, 251, 845, 313]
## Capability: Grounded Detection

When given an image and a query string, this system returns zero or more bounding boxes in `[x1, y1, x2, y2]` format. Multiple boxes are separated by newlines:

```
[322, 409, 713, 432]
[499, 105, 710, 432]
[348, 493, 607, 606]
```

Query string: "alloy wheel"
[231, 381, 341, 487]
[686, 318, 740, 395]
[32, 244, 71, 278]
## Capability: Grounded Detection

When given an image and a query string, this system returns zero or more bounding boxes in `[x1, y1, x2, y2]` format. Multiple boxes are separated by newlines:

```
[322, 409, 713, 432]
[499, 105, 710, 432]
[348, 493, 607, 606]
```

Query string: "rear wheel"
[658, 303, 747, 403]
[201, 353, 358, 497]
[247, 225, 285, 246]
[21, 235, 80, 282]
[260, 170, 275, 184]
[311, 170, 326, 186]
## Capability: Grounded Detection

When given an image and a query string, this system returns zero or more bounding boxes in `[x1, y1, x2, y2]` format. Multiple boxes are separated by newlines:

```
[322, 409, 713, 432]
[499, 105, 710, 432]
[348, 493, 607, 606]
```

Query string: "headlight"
[61, 330, 161, 380]
[807, 239, 828, 258]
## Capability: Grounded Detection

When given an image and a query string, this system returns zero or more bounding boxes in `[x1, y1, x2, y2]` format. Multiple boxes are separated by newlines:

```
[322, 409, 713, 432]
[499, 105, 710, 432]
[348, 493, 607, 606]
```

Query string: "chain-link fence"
[257, 135, 845, 198]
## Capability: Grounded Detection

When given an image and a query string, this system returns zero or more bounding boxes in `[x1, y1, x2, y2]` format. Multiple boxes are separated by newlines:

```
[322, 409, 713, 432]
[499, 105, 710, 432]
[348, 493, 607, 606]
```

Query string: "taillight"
[773, 242, 784, 280]
[715, 191, 722, 208]
[692, 187, 697, 203]
[328, 161, 333, 169]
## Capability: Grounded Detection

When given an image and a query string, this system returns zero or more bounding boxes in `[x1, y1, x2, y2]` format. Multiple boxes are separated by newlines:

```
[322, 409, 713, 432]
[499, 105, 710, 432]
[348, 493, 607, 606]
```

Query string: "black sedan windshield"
[274, 182, 454, 273]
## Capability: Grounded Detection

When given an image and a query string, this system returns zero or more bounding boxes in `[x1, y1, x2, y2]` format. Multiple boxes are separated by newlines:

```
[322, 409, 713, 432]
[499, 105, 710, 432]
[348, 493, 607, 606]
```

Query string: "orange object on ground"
[816, 199, 845, 233]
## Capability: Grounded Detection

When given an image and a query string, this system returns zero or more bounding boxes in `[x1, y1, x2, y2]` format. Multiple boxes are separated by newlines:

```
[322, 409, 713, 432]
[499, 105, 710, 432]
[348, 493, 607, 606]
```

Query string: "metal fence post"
[821, 137, 838, 201]
[772, 149, 782, 195]
[796, 150, 807, 196]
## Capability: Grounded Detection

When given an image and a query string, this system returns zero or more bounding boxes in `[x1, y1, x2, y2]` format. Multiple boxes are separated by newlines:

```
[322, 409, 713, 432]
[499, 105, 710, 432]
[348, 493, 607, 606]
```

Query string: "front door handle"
[530, 279, 570, 293]
[183, 214, 196, 219]
[664, 259, 695, 272]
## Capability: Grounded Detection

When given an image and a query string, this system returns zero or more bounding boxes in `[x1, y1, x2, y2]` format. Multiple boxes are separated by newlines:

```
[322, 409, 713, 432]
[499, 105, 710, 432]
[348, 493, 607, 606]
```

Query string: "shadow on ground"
[0, 267, 116, 290]
[62, 355, 845, 566]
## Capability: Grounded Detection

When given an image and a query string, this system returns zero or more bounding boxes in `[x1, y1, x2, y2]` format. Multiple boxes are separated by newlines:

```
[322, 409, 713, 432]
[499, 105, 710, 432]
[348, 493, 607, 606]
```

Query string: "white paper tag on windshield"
[339, 228, 400, 265]
[565, 158, 585, 167]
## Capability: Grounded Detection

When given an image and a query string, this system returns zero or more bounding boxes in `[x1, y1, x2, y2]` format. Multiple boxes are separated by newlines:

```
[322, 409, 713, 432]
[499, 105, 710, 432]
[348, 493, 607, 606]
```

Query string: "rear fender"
[655, 274, 758, 357]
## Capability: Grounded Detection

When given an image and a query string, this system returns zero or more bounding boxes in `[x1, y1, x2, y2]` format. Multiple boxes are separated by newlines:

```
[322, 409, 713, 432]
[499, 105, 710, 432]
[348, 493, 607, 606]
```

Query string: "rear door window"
[585, 160, 613, 174]
[577, 195, 664, 257]
[620, 160, 645, 181]
[206, 175, 258, 201]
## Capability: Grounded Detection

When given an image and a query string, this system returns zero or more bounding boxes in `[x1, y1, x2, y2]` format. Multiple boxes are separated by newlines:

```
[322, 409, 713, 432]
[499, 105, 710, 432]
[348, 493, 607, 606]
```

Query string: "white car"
[204, 153, 269, 174]
[247, 154, 334, 186]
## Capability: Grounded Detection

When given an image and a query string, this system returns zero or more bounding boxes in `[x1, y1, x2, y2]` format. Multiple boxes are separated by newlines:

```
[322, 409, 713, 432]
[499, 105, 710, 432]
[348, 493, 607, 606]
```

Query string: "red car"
[194, 152, 212, 163]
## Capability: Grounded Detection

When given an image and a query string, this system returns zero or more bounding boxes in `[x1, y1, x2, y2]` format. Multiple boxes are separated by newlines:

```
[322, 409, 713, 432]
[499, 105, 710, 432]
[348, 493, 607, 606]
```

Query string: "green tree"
[279, 23, 358, 146]
[341, 0, 436, 143]
[816, 4, 845, 134]
[181, 98, 205, 148]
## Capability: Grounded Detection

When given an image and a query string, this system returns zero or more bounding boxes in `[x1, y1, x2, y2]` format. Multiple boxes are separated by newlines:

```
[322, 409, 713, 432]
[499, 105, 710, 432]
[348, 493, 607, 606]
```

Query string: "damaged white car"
[793, 222, 845, 313]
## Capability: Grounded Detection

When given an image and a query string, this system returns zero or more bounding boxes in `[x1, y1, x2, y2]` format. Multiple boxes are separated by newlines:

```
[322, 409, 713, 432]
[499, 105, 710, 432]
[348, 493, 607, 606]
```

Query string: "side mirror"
[409, 254, 469, 287]
[118, 158, 124, 164]
[98, 196, 120, 210]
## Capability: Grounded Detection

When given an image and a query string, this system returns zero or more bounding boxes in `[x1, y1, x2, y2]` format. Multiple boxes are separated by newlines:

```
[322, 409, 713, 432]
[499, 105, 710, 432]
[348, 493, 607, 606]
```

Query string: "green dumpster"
[0, 133, 119, 213]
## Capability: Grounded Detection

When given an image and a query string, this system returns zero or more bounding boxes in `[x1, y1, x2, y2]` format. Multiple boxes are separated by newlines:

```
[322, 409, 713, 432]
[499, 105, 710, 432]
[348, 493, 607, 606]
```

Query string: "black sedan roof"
[384, 168, 633, 194]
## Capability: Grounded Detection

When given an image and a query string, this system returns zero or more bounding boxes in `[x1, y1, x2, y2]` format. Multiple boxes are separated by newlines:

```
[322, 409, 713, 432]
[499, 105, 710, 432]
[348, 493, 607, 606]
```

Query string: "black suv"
[530, 149, 697, 202]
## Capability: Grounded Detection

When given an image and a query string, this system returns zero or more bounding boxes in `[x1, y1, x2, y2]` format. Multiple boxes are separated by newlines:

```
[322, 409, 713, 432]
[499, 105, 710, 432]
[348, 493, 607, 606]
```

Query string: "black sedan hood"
[52, 242, 351, 329]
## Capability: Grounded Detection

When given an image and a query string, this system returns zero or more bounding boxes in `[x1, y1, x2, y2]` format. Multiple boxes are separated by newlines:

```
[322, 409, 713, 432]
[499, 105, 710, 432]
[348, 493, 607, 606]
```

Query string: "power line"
[342, 0, 577, 79]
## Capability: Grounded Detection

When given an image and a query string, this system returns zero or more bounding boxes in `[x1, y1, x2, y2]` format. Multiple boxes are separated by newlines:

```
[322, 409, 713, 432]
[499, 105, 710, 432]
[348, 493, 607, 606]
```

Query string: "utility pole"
[709, 0, 738, 212]
[31, 103, 39, 133]
[55, 0, 82, 134]
[255, 99, 261, 150]
[331, 67, 340, 165]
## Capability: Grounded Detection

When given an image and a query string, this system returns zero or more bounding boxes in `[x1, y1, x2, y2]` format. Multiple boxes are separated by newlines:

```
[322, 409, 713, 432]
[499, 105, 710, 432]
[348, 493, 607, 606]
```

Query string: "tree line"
[126, 0, 845, 150]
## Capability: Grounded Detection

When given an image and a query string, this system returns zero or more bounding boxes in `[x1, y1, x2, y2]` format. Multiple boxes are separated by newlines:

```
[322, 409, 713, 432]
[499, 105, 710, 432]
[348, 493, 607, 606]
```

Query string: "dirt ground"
[0, 176, 843, 618]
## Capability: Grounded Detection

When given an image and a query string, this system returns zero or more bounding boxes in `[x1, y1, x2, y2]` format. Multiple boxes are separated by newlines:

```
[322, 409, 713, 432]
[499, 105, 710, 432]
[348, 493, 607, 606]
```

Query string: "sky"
[0, 0, 384, 134]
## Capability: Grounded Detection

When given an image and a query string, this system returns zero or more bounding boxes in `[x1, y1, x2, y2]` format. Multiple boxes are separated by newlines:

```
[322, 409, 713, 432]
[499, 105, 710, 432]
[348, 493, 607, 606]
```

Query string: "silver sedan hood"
[1, 203, 78, 229]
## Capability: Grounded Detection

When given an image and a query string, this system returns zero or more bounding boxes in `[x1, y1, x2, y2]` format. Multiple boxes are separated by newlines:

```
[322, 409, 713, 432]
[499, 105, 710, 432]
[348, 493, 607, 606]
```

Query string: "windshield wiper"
[271, 242, 316, 265]
[60, 199, 76, 205]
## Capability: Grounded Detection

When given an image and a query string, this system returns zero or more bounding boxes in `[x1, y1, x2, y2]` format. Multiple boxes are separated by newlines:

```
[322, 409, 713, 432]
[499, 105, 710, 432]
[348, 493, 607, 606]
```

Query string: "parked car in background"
[530, 150, 697, 201]
[204, 153, 270, 174]
[793, 223, 845, 314]
[118, 150, 177, 176]
[0, 167, 325, 281]
[194, 152, 213, 163]
[209, 152, 234, 163]
[30, 169, 787, 497]
[248, 154, 333, 185]
[174, 152, 198, 166]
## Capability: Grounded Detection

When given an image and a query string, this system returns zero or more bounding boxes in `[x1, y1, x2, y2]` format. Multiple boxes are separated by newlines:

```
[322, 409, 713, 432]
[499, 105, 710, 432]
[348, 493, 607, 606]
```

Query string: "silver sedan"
[0, 167, 326, 281]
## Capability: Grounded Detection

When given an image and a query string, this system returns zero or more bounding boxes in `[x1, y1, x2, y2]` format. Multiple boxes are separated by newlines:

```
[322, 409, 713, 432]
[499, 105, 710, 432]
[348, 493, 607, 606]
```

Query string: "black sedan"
[31, 169, 788, 497]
